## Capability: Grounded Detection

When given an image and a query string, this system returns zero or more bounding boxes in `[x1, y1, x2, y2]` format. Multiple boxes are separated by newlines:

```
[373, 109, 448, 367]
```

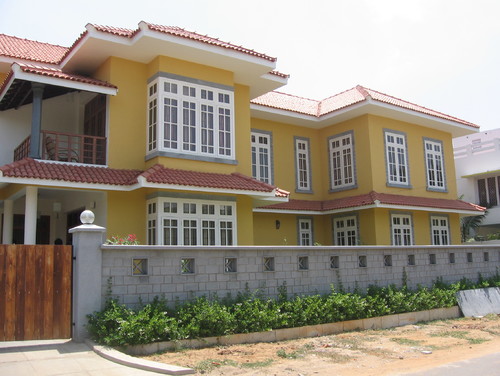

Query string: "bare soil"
[141, 314, 500, 375]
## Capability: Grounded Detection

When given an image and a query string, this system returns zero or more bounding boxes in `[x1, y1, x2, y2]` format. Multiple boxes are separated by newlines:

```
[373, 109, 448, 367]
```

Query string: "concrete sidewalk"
[0, 339, 187, 376]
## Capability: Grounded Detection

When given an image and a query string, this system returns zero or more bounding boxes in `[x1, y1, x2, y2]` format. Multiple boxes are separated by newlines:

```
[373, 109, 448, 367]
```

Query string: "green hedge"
[87, 274, 500, 347]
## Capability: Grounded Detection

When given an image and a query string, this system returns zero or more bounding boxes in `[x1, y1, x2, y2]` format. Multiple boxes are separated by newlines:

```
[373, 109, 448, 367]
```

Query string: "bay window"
[147, 197, 236, 246]
[147, 74, 235, 161]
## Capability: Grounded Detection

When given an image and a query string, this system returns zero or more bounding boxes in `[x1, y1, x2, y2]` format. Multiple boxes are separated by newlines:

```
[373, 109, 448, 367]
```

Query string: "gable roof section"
[256, 191, 484, 215]
[251, 86, 478, 129]
[0, 34, 68, 65]
[0, 63, 118, 111]
[0, 159, 288, 199]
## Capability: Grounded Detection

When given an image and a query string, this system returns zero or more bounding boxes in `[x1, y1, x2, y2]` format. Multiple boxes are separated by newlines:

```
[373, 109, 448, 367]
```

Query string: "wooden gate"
[0, 245, 72, 341]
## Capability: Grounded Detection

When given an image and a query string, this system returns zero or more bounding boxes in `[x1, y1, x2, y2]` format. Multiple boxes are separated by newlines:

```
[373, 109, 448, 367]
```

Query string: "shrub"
[87, 273, 500, 346]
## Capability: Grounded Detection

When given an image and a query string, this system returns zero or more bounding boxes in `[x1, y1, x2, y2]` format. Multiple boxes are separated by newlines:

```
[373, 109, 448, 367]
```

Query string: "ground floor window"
[391, 213, 413, 246]
[430, 216, 449, 245]
[333, 215, 357, 245]
[297, 218, 313, 245]
[147, 197, 236, 245]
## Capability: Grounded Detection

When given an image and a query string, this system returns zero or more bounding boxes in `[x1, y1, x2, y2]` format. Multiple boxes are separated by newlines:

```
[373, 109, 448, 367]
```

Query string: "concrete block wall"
[101, 245, 500, 307]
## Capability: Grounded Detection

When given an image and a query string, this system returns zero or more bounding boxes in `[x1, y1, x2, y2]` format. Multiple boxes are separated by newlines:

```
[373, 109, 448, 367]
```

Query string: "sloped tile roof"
[0, 159, 288, 197]
[0, 34, 68, 64]
[0, 158, 141, 185]
[252, 85, 479, 128]
[70, 23, 277, 63]
[141, 164, 284, 194]
[14, 63, 117, 88]
[259, 191, 483, 213]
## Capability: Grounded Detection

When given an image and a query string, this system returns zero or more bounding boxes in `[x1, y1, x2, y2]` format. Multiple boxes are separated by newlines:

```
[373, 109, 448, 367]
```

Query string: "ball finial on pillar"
[80, 210, 95, 224]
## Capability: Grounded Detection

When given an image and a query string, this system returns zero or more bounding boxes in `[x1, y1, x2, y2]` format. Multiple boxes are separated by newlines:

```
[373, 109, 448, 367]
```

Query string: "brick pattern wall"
[101, 245, 500, 307]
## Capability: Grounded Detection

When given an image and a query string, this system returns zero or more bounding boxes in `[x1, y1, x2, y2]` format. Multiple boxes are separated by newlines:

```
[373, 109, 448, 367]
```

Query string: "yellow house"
[0, 22, 482, 246]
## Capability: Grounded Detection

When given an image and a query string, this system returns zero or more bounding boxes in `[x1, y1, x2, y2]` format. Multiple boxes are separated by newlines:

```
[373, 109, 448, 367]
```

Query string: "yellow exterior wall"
[236, 196, 254, 245]
[0, 72, 7, 83]
[366, 115, 457, 198]
[107, 190, 146, 243]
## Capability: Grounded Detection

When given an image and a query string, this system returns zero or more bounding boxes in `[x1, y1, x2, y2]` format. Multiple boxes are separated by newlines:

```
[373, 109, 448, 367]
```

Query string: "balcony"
[14, 130, 106, 165]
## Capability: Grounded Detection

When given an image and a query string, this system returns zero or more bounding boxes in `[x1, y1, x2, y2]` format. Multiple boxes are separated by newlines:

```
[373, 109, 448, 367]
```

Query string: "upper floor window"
[477, 176, 500, 206]
[251, 130, 272, 184]
[298, 218, 313, 245]
[333, 215, 357, 246]
[147, 75, 235, 160]
[391, 213, 413, 246]
[295, 137, 311, 192]
[329, 132, 355, 191]
[385, 131, 410, 187]
[147, 197, 236, 246]
[431, 216, 449, 245]
[424, 139, 446, 191]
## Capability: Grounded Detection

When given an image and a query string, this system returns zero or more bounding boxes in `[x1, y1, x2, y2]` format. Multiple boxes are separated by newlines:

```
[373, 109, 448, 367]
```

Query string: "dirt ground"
[141, 314, 500, 375]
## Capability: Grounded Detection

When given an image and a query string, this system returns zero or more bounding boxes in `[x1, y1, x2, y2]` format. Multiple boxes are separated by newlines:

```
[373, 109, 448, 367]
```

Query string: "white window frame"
[329, 132, 355, 191]
[294, 137, 312, 192]
[297, 218, 313, 246]
[385, 130, 410, 187]
[430, 215, 450, 245]
[147, 75, 235, 160]
[333, 215, 358, 246]
[391, 213, 413, 246]
[251, 130, 272, 184]
[147, 197, 237, 246]
[424, 139, 446, 191]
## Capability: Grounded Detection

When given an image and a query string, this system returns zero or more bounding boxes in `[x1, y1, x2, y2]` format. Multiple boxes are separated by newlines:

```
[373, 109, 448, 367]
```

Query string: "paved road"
[0, 339, 166, 376]
[404, 352, 500, 376]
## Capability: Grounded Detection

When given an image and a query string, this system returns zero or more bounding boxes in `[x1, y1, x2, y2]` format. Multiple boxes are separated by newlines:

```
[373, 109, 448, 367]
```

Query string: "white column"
[24, 186, 38, 245]
[2, 199, 14, 244]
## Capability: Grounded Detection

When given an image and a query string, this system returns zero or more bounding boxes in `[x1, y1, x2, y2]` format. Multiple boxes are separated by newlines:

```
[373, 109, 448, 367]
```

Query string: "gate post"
[69, 210, 106, 342]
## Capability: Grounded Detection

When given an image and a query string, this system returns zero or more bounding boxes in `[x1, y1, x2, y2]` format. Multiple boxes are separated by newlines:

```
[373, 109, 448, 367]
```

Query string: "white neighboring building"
[454, 128, 500, 234]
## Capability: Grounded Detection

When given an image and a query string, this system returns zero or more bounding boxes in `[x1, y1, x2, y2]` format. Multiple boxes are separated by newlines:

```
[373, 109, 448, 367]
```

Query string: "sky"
[1, 0, 499, 131]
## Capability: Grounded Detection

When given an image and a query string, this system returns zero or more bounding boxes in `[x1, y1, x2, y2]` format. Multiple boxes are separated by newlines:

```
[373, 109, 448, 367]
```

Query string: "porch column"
[2, 199, 13, 244]
[24, 186, 38, 245]
[29, 83, 45, 159]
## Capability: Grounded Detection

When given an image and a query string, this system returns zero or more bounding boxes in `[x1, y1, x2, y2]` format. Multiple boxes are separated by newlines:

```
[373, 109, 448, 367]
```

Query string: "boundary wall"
[101, 244, 500, 307]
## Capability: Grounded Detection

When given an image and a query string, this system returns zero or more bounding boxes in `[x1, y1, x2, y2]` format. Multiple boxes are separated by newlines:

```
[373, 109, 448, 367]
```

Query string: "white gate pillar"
[69, 210, 105, 342]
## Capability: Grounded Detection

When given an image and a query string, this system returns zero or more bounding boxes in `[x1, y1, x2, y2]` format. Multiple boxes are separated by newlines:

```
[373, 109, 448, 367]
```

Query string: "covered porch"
[0, 63, 117, 167]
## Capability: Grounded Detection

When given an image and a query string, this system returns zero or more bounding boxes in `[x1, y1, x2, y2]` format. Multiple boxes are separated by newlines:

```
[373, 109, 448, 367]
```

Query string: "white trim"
[254, 202, 481, 216]
[250, 99, 478, 137]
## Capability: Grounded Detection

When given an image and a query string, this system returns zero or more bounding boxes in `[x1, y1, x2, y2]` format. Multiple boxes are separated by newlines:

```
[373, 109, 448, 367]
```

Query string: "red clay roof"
[141, 164, 283, 194]
[0, 34, 68, 64]
[252, 86, 479, 128]
[0, 159, 288, 197]
[259, 191, 484, 213]
[65, 23, 277, 63]
[14, 63, 117, 89]
[0, 158, 141, 185]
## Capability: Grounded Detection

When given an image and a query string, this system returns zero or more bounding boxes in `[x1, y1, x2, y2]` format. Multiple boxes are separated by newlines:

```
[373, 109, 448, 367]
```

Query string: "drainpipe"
[29, 83, 45, 159]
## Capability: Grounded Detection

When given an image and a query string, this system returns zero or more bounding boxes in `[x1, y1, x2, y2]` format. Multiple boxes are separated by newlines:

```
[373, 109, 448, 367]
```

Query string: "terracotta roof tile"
[143, 164, 285, 194]
[15, 63, 117, 89]
[0, 158, 141, 185]
[252, 85, 479, 128]
[144, 23, 276, 62]
[259, 191, 483, 213]
[0, 159, 288, 197]
[0, 34, 68, 64]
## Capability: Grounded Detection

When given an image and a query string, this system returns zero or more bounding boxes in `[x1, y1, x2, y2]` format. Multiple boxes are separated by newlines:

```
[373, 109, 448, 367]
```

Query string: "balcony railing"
[14, 130, 107, 165]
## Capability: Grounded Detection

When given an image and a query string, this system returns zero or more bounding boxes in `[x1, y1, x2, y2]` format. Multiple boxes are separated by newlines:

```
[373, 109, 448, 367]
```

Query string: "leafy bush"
[87, 273, 500, 346]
